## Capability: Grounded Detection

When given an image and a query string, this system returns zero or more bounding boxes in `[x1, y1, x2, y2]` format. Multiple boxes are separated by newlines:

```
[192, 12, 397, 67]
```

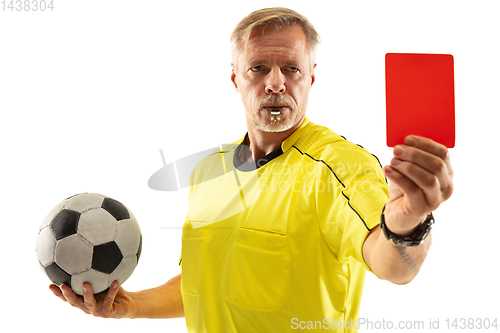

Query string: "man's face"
[231, 25, 316, 133]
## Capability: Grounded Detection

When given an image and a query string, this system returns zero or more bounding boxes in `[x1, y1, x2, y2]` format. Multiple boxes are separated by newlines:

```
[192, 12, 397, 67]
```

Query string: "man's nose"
[265, 68, 286, 94]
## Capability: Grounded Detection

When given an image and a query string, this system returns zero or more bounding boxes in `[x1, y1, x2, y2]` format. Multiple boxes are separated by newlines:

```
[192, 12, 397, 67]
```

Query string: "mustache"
[257, 95, 295, 110]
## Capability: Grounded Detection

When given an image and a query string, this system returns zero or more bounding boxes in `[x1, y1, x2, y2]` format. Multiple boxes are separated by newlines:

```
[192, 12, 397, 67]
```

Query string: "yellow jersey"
[180, 118, 389, 332]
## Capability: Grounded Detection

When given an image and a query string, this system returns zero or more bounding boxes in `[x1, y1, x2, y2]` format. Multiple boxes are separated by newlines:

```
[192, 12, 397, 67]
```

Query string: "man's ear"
[231, 63, 239, 93]
[310, 63, 317, 87]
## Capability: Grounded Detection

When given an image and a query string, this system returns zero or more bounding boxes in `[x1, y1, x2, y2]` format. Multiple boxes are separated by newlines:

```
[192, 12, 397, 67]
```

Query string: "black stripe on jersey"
[291, 145, 371, 232]
[349, 138, 387, 184]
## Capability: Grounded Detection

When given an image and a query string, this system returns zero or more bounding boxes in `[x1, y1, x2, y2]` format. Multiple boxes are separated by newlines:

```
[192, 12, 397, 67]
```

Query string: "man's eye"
[250, 66, 262, 72]
[288, 67, 299, 73]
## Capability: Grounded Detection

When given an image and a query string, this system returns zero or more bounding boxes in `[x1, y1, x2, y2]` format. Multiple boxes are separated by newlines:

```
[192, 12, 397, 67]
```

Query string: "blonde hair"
[230, 7, 320, 69]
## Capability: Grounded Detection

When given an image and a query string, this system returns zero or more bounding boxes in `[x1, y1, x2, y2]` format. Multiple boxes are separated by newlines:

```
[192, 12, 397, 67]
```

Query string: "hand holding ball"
[36, 193, 142, 295]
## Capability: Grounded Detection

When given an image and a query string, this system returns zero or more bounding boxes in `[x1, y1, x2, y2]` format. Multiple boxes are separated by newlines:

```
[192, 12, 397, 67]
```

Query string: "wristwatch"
[380, 205, 434, 247]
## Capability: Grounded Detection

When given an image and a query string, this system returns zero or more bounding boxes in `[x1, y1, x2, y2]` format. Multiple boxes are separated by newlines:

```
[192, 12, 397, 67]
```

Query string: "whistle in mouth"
[270, 108, 281, 122]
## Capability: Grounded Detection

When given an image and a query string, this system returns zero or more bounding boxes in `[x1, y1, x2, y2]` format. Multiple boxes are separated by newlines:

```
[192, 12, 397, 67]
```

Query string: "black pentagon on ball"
[92, 241, 123, 274]
[51, 209, 81, 240]
[102, 198, 130, 221]
[44, 262, 71, 287]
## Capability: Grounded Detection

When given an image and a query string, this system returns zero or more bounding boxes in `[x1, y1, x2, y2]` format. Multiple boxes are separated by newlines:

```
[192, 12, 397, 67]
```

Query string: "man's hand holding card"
[383, 53, 455, 236]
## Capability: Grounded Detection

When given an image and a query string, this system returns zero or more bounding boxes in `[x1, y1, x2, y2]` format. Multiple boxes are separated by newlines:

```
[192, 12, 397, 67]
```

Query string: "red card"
[386, 53, 455, 148]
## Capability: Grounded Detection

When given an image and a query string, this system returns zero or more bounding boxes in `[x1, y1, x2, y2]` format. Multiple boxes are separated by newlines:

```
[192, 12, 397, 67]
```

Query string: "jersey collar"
[233, 117, 311, 172]
[280, 117, 311, 153]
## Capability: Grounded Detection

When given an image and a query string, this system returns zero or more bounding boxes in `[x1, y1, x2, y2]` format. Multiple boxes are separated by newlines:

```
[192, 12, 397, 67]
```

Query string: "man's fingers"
[407, 135, 454, 184]
[404, 135, 449, 160]
[49, 284, 66, 301]
[384, 165, 427, 209]
[394, 144, 449, 179]
[82, 283, 98, 311]
[60, 284, 91, 314]
[388, 159, 442, 209]
[82, 281, 121, 318]
[51, 282, 128, 319]
[392, 137, 454, 204]
[51, 282, 123, 318]
[404, 135, 454, 184]
[100, 281, 121, 317]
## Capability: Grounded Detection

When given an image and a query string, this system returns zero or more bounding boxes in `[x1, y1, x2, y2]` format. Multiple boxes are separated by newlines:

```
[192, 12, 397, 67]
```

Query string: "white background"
[1, 0, 499, 332]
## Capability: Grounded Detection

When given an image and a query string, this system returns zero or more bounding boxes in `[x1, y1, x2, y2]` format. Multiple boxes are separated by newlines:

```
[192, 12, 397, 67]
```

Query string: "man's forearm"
[363, 226, 432, 285]
[127, 274, 184, 319]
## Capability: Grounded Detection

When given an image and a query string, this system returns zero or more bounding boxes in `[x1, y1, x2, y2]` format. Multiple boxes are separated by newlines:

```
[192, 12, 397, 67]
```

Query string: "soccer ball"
[36, 193, 142, 295]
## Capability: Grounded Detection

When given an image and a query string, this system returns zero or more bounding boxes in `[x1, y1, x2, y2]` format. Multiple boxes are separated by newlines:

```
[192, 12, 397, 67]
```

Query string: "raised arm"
[363, 136, 453, 284]
[50, 274, 184, 319]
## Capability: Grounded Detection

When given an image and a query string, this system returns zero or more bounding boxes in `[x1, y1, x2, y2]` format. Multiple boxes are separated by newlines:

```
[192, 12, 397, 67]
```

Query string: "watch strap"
[380, 205, 435, 247]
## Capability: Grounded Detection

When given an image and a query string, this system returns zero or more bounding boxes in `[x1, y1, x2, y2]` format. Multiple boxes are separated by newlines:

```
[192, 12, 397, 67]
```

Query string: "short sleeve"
[316, 143, 389, 272]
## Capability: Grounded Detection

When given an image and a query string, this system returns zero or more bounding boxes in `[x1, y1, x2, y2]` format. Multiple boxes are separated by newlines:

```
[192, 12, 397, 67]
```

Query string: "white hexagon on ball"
[115, 219, 141, 257]
[71, 269, 110, 295]
[110, 256, 137, 285]
[55, 234, 93, 275]
[36, 226, 57, 267]
[65, 193, 105, 213]
[78, 208, 118, 246]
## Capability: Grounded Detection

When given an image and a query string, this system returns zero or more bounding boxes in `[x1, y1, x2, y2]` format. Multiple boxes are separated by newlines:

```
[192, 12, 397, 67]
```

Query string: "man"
[51, 7, 454, 332]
